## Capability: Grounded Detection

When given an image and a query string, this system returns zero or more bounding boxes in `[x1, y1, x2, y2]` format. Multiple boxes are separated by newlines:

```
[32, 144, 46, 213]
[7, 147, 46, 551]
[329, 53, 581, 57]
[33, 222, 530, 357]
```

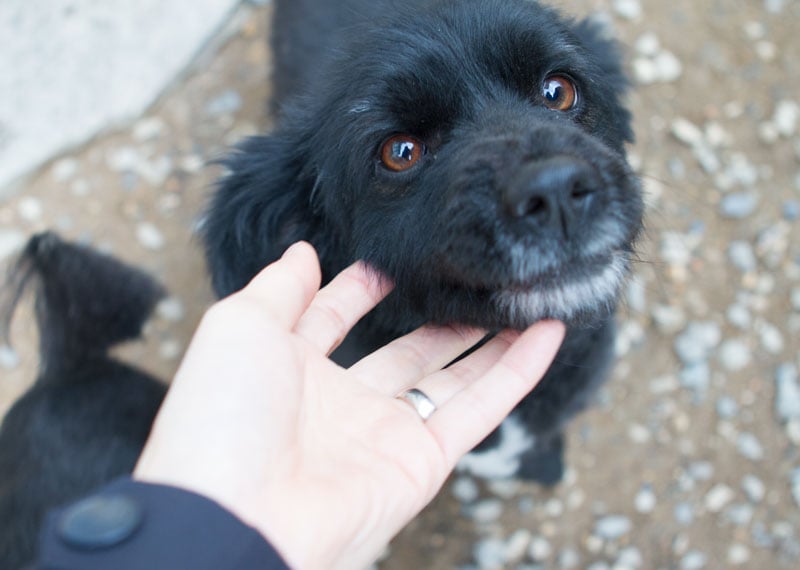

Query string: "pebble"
[617, 546, 643, 568]
[680, 551, 707, 570]
[705, 484, 735, 512]
[737, 432, 764, 461]
[132, 117, 165, 141]
[672, 118, 704, 147]
[528, 536, 552, 561]
[594, 515, 632, 540]
[51, 157, 78, 182]
[452, 476, 480, 503]
[17, 196, 43, 223]
[727, 544, 751, 565]
[756, 223, 790, 267]
[473, 538, 506, 569]
[634, 485, 657, 513]
[688, 461, 714, 481]
[717, 339, 752, 371]
[557, 547, 580, 569]
[504, 529, 531, 562]
[672, 503, 694, 526]
[716, 395, 739, 419]
[727, 241, 757, 272]
[674, 321, 721, 365]
[773, 100, 799, 138]
[792, 468, 800, 508]
[783, 200, 800, 221]
[791, 288, 800, 312]
[727, 304, 751, 329]
[0, 345, 20, 370]
[720, 192, 759, 219]
[775, 364, 800, 421]
[0, 229, 25, 262]
[680, 363, 710, 397]
[470, 499, 504, 524]
[612, 0, 642, 20]
[742, 475, 766, 503]
[756, 320, 784, 354]
[136, 222, 165, 251]
[635, 33, 660, 57]
[158, 339, 182, 361]
[651, 304, 686, 335]
[206, 90, 243, 116]
[156, 297, 186, 322]
[724, 503, 755, 527]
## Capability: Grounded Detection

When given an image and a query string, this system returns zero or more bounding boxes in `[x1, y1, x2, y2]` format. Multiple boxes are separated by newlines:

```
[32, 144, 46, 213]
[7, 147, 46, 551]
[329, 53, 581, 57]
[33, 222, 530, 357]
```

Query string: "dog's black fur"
[204, 0, 643, 481]
[0, 0, 642, 565]
[0, 233, 166, 568]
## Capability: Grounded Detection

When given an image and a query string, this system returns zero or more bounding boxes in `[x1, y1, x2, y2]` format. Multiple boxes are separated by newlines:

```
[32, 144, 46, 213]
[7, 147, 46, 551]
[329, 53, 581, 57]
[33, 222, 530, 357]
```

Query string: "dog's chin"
[399, 252, 628, 331]
[490, 254, 628, 328]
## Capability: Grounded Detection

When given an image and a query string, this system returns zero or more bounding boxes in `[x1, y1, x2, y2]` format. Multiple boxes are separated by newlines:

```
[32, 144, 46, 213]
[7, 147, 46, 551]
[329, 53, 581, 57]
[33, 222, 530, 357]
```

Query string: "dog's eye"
[380, 135, 425, 172]
[542, 75, 578, 111]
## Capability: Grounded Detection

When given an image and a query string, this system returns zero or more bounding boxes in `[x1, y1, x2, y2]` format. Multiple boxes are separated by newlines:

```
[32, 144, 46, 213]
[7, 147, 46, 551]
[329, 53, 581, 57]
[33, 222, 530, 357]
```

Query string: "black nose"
[503, 156, 599, 239]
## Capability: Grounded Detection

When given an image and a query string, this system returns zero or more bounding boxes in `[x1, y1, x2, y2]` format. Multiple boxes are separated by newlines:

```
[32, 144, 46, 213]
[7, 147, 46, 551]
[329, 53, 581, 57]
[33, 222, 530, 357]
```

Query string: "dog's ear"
[572, 18, 635, 146]
[202, 133, 321, 298]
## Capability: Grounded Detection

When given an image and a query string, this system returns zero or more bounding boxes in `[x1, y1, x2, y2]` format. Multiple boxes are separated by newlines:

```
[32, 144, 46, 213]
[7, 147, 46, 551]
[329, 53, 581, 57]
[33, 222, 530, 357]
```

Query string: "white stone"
[741, 475, 765, 503]
[654, 50, 683, 82]
[136, 222, 165, 250]
[132, 117, 165, 141]
[634, 485, 657, 513]
[717, 339, 752, 371]
[635, 33, 660, 57]
[594, 515, 632, 540]
[528, 535, 553, 561]
[451, 476, 480, 503]
[612, 0, 642, 20]
[156, 297, 185, 322]
[756, 320, 784, 354]
[774, 100, 799, 138]
[671, 118, 705, 147]
[705, 484, 735, 513]
[727, 544, 750, 566]
[17, 196, 43, 222]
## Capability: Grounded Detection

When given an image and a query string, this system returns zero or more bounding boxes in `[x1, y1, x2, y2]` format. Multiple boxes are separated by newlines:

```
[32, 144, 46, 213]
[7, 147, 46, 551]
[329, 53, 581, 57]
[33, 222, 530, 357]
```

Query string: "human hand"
[133, 242, 564, 569]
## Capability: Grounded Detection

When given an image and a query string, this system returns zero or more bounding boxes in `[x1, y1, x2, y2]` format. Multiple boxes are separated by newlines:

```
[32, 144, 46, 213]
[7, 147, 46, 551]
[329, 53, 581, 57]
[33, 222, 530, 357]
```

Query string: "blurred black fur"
[204, 0, 644, 482]
[0, 233, 166, 569]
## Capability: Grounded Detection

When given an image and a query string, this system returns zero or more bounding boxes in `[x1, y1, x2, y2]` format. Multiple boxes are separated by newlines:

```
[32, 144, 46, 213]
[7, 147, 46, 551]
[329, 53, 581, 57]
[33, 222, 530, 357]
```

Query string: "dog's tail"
[1, 232, 165, 381]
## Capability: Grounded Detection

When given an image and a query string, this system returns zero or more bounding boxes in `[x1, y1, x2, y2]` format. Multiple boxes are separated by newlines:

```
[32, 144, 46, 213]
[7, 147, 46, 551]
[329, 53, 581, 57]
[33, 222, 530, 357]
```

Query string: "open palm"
[135, 242, 564, 569]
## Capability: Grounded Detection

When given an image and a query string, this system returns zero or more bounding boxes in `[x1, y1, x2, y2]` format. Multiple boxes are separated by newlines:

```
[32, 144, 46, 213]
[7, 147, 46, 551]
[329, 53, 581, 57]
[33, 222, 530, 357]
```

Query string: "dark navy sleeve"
[36, 477, 290, 570]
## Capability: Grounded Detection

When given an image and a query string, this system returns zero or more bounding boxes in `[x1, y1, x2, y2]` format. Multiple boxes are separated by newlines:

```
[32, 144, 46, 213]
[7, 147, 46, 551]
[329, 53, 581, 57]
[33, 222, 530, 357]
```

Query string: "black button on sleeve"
[58, 494, 143, 550]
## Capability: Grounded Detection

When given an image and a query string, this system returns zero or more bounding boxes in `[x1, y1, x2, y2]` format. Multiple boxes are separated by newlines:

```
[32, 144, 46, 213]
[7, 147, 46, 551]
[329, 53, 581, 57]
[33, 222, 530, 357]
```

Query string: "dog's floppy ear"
[202, 132, 321, 298]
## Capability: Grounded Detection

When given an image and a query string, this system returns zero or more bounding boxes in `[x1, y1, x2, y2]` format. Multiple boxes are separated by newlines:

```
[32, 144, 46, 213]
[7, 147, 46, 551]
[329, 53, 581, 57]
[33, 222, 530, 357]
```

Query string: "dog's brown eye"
[381, 135, 424, 172]
[542, 75, 577, 111]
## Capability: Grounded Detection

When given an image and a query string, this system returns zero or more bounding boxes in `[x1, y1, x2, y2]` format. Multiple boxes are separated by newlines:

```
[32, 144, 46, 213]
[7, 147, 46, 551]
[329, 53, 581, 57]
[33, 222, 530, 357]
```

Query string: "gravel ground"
[1, 1, 799, 568]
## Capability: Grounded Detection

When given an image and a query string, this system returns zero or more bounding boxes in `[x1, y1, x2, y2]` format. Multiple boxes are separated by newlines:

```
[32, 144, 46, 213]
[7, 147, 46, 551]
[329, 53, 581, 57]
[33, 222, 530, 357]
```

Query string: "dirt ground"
[1, 1, 799, 568]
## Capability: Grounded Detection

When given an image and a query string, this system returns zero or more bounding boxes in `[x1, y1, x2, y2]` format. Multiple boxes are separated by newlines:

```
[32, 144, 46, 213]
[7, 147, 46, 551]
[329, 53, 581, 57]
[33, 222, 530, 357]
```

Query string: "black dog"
[0, 233, 166, 568]
[204, 0, 643, 482]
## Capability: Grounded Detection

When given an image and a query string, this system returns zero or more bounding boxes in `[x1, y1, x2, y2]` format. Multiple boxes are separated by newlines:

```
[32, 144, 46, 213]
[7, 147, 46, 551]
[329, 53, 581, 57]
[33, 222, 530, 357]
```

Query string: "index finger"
[293, 262, 393, 354]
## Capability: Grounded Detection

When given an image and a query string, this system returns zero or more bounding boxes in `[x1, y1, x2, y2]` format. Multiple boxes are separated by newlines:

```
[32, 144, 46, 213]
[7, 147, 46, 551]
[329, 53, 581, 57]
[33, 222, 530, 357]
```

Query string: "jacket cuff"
[36, 476, 289, 570]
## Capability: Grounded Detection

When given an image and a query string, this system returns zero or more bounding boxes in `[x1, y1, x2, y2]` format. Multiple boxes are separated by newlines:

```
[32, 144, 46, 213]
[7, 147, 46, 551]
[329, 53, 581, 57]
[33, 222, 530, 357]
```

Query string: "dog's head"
[204, 0, 643, 330]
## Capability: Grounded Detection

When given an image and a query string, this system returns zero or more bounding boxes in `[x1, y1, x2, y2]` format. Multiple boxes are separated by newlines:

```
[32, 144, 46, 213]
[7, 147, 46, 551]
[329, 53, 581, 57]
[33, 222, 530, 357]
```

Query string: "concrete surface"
[0, 0, 241, 194]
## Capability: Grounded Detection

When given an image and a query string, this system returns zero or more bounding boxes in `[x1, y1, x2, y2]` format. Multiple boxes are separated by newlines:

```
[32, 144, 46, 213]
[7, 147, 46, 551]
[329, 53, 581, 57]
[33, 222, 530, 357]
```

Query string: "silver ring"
[396, 388, 437, 421]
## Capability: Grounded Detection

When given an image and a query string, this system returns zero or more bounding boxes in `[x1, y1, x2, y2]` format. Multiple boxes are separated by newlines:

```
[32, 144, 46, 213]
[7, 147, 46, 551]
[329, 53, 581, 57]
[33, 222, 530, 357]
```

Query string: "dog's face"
[205, 0, 643, 330]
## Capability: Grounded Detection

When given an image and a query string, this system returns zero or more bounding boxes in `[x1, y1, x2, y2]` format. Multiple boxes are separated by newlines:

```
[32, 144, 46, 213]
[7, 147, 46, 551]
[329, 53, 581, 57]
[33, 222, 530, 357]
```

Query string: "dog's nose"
[504, 156, 598, 239]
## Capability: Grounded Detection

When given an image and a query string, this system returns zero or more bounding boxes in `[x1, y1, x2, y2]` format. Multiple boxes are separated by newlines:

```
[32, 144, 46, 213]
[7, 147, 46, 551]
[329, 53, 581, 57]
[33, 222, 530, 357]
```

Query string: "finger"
[293, 262, 393, 354]
[404, 330, 522, 408]
[234, 241, 322, 329]
[425, 321, 565, 469]
[351, 324, 487, 394]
